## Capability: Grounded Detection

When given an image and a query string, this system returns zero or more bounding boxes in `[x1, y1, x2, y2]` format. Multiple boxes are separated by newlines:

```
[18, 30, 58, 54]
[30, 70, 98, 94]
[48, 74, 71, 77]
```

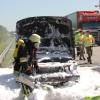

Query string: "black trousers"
[20, 62, 33, 96]
[76, 46, 80, 56]
[86, 46, 93, 64]
[14, 59, 20, 72]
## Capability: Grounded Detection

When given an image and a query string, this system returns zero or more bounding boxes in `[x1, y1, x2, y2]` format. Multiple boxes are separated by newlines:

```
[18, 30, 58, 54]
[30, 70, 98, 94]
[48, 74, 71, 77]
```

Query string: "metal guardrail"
[0, 40, 13, 64]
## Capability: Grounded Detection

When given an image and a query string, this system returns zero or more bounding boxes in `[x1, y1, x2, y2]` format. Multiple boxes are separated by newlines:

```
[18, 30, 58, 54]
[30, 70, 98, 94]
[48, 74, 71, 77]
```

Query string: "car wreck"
[16, 16, 80, 88]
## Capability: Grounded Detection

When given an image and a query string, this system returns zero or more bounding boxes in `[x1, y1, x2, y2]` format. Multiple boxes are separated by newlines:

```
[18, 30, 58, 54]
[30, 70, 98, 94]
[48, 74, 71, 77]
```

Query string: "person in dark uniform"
[13, 38, 24, 76]
[26, 33, 41, 72]
[16, 34, 41, 97]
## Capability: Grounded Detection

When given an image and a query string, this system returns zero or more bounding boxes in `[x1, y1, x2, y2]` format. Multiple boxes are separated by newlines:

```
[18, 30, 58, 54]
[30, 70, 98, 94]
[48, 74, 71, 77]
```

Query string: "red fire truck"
[66, 11, 100, 45]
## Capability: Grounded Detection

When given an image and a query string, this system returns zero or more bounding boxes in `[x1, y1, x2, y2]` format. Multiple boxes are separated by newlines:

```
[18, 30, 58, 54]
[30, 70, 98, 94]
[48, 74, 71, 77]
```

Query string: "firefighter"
[16, 39, 33, 97]
[74, 29, 81, 56]
[16, 33, 41, 75]
[75, 28, 85, 60]
[26, 33, 41, 73]
[17, 39, 29, 74]
[13, 38, 24, 76]
[13, 33, 41, 75]
[79, 30, 86, 60]
[13, 34, 41, 97]
[13, 39, 31, 97]
[84, 30, 95, 64]
[19, 34, 40, 96]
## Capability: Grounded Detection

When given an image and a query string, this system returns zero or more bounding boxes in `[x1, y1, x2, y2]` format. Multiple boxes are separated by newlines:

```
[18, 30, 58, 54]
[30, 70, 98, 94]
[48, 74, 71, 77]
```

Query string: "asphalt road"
[75, 46, 100, 66]
[92, 46, 100, 65]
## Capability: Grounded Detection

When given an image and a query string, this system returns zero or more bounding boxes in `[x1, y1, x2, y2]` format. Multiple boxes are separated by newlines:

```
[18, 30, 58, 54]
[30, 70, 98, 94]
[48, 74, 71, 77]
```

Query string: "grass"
[83, 96, 100, 100]
[0, 37, 12, 54]
[0, 42, 7, 53]
[0, 39, 16, 68]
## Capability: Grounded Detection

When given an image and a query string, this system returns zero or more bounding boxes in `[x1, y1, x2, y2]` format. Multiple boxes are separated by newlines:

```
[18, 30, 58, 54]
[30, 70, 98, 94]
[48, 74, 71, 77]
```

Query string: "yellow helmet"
[17, 39, 24, 46]
[29, 34, 41, 43]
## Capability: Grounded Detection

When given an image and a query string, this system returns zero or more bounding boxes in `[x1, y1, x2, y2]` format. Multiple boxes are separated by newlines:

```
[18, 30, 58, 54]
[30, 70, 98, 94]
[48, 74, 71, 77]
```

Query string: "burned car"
[16, 16, 79, 87]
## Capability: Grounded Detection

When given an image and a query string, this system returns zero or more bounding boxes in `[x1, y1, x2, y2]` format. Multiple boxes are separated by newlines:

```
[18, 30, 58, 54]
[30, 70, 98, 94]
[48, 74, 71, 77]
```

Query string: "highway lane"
[75, 46, 100, 67]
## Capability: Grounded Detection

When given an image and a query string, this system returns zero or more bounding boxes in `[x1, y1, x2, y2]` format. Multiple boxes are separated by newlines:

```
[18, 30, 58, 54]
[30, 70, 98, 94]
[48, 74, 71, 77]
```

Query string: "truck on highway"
[66, 11, 100, 45]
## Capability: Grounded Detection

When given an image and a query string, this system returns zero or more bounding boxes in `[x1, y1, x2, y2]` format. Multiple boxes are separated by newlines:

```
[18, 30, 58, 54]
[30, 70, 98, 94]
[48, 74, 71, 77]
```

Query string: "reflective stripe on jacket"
[20, 57, 28, 63]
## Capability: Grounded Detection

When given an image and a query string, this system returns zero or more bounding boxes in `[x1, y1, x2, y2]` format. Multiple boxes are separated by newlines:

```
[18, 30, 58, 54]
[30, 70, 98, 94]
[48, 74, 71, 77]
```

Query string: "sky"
[0, 0, 99, 31]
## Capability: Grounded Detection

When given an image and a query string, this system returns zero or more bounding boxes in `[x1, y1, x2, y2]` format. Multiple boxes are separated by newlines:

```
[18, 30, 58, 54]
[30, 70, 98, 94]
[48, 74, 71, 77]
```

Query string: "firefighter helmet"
[29, 33, 41, 43]
[17, 39, 24, 46]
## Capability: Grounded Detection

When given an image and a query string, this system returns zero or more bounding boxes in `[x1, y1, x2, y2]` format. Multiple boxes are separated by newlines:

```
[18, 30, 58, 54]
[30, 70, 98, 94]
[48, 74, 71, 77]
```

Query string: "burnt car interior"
[16, 16, 75, 58]
[16, 16, 80, 87]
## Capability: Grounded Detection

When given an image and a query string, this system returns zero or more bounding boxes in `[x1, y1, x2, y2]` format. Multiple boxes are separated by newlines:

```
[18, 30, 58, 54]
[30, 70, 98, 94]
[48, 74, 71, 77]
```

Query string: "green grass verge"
[0, 42, 7, 53]
[0, 39, 16, 68]
[0, 38, 12, 54]
[83, 96, 100, 100]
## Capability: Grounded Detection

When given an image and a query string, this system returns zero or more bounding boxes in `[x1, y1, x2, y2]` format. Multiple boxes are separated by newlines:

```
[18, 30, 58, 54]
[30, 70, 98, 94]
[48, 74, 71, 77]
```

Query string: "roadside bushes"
[83, 96, 100, 100]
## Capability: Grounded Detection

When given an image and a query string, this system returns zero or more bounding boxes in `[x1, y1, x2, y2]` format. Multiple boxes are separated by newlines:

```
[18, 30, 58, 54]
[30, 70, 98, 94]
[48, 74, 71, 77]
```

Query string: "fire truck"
[66, 11, 100, 45]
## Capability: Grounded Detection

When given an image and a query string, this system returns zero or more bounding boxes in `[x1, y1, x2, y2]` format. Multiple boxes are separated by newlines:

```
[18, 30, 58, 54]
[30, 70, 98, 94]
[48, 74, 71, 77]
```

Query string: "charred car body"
[16, 16, 79, 87]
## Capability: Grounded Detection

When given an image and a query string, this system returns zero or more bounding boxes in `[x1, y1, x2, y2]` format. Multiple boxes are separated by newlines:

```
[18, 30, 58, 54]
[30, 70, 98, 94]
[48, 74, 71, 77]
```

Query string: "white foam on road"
[0, 67, 100, 100]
